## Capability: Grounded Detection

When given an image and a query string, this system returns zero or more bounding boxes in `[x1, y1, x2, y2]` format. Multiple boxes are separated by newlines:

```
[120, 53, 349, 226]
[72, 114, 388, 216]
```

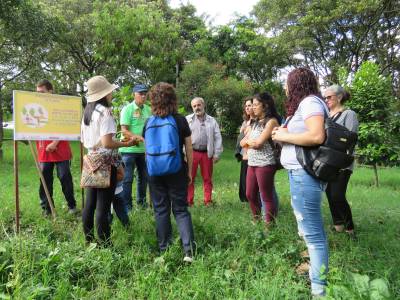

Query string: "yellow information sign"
[13, 91, 82, 141]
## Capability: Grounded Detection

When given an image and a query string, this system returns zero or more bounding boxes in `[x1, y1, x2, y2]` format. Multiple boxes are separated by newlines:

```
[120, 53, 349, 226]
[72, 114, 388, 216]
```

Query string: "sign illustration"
[13, 91, 82, 141]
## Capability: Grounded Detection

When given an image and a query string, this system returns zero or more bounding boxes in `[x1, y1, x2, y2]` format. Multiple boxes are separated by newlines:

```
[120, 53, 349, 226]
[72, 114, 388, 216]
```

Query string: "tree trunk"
[373, 163, 379, 187]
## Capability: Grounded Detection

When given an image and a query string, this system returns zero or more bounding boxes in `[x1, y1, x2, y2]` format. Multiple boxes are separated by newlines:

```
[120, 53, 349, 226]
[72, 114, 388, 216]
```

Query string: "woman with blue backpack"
[144, 82, 195, 263]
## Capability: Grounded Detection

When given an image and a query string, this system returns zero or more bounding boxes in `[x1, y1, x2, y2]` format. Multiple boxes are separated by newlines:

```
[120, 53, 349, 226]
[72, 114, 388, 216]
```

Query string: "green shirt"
[119, 101, 151, 153]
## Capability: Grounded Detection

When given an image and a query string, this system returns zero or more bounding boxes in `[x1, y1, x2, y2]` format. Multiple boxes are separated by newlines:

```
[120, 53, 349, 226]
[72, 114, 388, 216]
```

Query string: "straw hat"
[86, 76, 118, 103]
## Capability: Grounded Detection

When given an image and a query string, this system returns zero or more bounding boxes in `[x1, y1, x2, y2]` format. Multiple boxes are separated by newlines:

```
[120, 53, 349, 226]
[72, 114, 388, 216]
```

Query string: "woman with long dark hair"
[240, 92, 280, 225]
[81, 76, 142, 245]
[235, 97, 255, 202]
[272, 68, 328, 297]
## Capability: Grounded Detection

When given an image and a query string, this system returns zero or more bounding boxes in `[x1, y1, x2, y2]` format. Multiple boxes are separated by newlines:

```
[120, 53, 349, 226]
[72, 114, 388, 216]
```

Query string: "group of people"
[235, 68, 358, 297]
[36, 76, 222, 263]
[34, 66, 359, 297]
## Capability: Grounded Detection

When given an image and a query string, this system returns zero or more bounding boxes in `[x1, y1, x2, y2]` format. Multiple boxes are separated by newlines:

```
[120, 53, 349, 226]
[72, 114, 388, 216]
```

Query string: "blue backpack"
[144, 115, 181, 176]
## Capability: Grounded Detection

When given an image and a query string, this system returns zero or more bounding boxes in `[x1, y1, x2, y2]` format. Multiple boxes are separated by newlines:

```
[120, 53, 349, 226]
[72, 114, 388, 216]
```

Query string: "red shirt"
[36, 141, 72, 162]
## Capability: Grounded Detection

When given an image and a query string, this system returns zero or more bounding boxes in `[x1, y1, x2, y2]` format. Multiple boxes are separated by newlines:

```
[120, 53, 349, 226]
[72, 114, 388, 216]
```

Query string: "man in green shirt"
[119, 84, 152, 209]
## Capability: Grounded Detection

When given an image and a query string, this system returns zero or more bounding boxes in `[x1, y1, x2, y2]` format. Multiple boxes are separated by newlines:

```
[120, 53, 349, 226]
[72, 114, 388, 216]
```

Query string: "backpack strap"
[284, 96, 327, 127]
[311, 96, 329, 118]
[331, 111, 343, 122]
[331, 109, 349, 122]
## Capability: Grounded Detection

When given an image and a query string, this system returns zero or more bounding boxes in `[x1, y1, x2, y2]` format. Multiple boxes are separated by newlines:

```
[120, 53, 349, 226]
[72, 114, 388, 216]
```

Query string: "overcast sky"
[169, 0, 259, 26]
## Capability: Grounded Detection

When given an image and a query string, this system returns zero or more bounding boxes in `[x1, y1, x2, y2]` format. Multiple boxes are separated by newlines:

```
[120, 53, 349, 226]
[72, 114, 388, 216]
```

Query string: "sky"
[169, 0, 259, 26]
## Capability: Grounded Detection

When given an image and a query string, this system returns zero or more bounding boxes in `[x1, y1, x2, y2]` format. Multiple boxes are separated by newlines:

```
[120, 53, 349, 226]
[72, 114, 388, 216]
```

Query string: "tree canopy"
[0, 0, 399, 163]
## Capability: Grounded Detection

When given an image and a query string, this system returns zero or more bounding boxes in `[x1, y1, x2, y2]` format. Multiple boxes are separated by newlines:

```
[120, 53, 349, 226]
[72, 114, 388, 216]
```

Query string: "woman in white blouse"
[81, 76, 142, 245]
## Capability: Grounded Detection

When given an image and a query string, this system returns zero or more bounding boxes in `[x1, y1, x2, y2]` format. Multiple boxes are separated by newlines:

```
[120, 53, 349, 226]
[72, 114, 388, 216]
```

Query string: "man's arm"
[121, 125, 134, 139]
[119, 105, 134, 139]
[212, 119, 223, 162]
[46, 141, 60, 152]
[184, 136, 193, 185]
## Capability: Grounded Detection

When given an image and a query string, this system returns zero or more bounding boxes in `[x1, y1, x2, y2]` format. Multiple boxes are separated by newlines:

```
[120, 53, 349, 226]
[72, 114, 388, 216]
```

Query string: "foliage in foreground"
[0, 138, 399, 299]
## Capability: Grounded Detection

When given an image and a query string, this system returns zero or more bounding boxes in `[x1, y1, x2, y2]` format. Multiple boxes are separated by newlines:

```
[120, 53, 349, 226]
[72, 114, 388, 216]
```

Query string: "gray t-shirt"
[332, 109, 359, 170]
[332, 109, 359, 133]
[281, 96, 328, 169]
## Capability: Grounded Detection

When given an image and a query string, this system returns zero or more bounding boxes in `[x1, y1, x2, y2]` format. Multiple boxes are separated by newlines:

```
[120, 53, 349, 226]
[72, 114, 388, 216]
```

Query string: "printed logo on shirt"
[133, 110, 141, 118]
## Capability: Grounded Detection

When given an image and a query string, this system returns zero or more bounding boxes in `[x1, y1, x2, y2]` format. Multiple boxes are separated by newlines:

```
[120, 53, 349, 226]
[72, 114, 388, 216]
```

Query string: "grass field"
[0, 129, 399, 299]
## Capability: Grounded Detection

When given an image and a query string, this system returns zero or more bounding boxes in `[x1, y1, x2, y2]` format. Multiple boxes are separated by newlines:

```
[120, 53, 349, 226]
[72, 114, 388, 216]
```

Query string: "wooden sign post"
[13, 91, 82, 232]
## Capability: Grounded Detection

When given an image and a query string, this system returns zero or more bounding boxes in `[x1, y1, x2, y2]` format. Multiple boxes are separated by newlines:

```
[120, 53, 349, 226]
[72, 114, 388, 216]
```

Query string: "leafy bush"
[350, 61, 400, 167]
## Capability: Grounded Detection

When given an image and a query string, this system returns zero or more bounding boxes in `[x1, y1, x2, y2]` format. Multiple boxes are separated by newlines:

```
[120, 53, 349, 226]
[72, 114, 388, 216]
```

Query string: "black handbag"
[295, 107, 358, 182]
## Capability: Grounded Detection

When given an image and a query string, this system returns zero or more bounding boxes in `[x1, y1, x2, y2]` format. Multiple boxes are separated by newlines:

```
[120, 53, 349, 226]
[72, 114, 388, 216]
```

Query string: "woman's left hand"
[272, 126, 288, 142]
[246, 140, 256, 148]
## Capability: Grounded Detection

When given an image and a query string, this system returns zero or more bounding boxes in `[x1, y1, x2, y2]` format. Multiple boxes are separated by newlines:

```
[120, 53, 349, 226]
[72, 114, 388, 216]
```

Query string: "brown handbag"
[80, 151, 111, 188]
[116, 165, 124, 182]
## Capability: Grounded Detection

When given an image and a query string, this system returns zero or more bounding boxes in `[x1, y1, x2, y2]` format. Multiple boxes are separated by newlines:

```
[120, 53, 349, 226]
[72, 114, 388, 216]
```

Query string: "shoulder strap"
[282, 115, 293, 128]
[168, 114, 179, 132]
[285, 96, 328, 127]
[331, 111, 343, 122]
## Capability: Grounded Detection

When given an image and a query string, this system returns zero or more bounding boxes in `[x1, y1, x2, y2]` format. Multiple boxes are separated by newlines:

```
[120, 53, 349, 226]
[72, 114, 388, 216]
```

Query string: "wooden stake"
[28, 141, 56, 218]
[14, 141, 20, 233]
[80, 142, 85, 209]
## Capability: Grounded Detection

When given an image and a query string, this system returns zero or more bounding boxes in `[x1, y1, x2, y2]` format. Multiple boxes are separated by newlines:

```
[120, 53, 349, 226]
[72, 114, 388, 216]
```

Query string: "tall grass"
[0, 130, 399, 299]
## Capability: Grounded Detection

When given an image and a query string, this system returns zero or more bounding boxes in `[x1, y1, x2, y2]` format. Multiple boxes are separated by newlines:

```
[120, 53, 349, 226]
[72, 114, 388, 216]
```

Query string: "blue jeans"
[121, 153, 148, 209]
[148, 166, 195, 254]
[288, 168, 328, 296]
[109, 181, 130, 227]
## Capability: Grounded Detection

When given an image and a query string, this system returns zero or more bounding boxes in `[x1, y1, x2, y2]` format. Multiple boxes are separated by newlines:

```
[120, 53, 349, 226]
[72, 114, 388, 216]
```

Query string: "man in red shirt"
[36, 80, 77, 215]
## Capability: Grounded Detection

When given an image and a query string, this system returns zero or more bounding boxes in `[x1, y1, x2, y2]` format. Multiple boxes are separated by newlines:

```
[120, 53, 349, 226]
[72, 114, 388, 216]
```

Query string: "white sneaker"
[183, 254, 193, 263]
[68, 208, 77, 214]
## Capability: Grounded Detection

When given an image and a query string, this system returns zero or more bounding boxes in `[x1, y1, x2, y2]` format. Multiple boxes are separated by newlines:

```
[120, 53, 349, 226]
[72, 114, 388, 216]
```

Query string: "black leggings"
[239, 160, 248, 202]
[326, 169, 354, 231]
[82, 167, 117, 244]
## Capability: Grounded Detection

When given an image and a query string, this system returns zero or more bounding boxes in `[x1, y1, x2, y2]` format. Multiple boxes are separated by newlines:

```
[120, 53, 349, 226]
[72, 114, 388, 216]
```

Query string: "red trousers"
[246, 165, 276, 223]
[187, 151, 213, 205]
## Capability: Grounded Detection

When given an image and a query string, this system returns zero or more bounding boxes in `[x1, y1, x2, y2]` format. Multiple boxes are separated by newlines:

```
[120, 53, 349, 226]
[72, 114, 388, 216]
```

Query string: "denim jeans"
[149, 166, 195, 254]
[39, 160, 76, 213]
[121, 153, 147, 209]
[288, 168, 328, 296]
[110, 182, 130, 227]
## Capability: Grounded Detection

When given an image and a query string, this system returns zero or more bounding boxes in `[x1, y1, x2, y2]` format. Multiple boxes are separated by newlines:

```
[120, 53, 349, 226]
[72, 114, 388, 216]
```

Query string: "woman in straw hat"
[81, 75, 143, 245]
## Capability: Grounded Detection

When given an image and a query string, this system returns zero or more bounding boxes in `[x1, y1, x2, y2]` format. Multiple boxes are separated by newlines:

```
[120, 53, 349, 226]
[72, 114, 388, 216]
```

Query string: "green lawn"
[0, 129, 399, 299]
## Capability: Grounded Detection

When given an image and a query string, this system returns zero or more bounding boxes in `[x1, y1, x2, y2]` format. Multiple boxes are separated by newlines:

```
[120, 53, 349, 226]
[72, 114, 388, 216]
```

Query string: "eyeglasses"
[324, 95, 336, 100]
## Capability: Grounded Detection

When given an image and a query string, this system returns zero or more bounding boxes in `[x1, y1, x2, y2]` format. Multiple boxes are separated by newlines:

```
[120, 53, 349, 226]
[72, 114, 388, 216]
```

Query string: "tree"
[254, 0, 400, 86]
[203, 76, 253, 135]
[210, 17, 289, 83]
[38, 0, 115, 95]
[0, 0, 55, 158]
[94, 1, 181, 85]
[170, 3, 214, 85]
[349, 61, 399, 186]
[177, 58, 253, 135]
[177, 58, 225, 110]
